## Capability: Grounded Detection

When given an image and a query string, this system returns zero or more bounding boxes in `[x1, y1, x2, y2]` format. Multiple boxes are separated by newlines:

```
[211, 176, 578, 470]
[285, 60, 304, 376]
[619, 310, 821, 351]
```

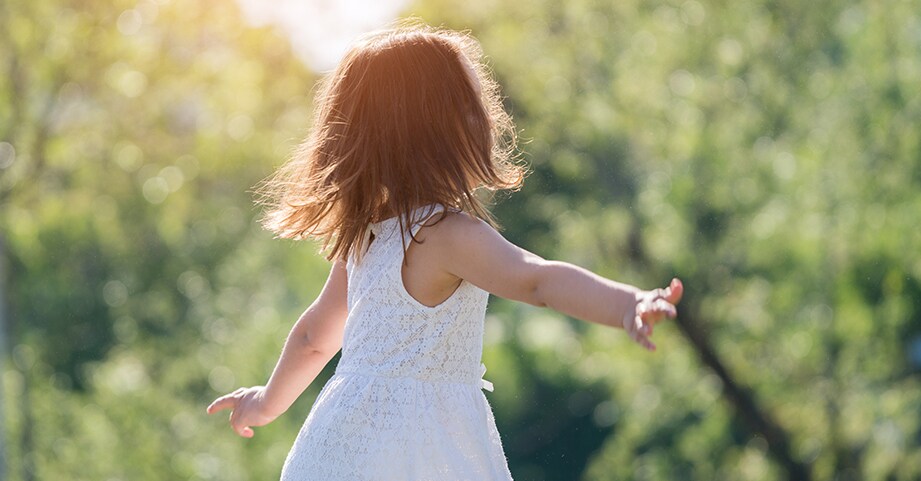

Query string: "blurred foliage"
[2, 0, 920, 480]
[2, 0, 329, 478]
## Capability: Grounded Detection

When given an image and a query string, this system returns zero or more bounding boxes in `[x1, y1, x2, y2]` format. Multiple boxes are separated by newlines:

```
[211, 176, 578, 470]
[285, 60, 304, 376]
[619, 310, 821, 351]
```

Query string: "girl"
[207, 22, 683, 480]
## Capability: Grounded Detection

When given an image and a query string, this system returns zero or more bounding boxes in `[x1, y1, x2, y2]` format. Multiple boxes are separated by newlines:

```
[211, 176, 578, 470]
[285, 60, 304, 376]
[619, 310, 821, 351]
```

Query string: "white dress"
[280, 205, 514, 480]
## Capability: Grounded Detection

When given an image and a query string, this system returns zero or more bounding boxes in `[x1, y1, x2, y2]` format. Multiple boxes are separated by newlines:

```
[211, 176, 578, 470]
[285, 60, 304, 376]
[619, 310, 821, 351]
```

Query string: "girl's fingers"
[206, 395, 238, 414]
[637, 302, 674, 326]
[650, 299, 677, 319]
[630, 282, 682, 352]
[207, 387, 249, 413]
[651, 280, 683, 304]
[627, 315, 656, 351]
[666, 278, 684, 304]
[230, 408, 255, 438]
[206, 387, 260, 438]
[634, 327, 656, 351]
[232, 420, 252, 438]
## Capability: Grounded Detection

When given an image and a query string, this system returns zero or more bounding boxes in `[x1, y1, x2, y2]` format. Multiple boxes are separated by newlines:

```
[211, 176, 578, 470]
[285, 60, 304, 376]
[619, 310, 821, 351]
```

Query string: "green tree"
[4, 0, 921, 479]
[412, 0, 921, 479]
[1, 0, 330, 479]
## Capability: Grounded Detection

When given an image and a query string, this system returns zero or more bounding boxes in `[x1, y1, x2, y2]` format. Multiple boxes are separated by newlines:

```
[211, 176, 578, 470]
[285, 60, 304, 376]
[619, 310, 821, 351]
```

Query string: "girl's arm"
[436, 214, 682, 350]
[207, 260, 349, 437]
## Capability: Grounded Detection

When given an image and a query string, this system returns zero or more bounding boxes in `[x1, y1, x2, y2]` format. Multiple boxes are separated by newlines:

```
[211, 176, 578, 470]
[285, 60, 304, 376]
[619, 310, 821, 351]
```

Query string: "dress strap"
[396, 204, 446, 252]
[408, 204, 446, 237]
[480, 363, 494, 392]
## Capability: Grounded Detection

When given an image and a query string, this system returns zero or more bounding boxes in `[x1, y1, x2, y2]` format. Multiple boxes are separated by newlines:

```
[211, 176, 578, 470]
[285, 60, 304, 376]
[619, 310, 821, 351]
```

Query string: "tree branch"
[672, 300, 812, 480]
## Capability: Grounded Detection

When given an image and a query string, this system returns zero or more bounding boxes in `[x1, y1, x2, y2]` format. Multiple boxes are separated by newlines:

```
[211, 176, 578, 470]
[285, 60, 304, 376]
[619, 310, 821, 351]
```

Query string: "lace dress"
[280, 205, 514, 481]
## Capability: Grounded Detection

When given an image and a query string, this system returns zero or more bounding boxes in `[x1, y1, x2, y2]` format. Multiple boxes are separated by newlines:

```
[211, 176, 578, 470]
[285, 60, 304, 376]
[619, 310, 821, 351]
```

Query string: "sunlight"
[236, 0, 410, 72]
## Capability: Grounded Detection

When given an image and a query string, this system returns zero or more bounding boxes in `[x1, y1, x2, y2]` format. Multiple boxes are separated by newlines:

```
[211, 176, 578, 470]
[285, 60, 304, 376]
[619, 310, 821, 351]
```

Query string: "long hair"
[255, 22, 525, 261]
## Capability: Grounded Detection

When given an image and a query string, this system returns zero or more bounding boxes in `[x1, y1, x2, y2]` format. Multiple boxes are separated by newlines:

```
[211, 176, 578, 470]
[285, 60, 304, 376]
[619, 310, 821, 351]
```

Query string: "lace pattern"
[280, 205, 513, 480]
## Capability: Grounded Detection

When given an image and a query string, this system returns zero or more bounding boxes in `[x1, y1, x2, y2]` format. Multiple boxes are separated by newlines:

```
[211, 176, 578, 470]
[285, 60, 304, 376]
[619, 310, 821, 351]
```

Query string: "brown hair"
[255, 21, 525, 260]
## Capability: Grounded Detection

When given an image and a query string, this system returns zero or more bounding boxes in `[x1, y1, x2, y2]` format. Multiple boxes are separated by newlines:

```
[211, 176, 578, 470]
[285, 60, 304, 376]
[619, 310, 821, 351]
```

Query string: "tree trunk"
[629, 208, 811, 479]
[672, 301, 812, 480]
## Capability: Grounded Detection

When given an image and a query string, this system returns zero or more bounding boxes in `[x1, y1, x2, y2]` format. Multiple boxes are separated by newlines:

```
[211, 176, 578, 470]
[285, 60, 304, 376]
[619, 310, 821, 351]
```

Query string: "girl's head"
[258, 21, 524, 260]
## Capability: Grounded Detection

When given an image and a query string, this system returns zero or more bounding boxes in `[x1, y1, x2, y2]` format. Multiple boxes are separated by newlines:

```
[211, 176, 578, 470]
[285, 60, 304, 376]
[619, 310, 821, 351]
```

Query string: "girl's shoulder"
[416, 209, 497, 251]
[423, 208, 487, 232]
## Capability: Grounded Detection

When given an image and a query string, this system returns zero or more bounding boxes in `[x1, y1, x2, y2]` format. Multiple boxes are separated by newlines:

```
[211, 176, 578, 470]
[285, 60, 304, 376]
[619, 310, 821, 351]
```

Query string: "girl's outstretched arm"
[436, 214, 682, 351]
[207, 260, 348, 437]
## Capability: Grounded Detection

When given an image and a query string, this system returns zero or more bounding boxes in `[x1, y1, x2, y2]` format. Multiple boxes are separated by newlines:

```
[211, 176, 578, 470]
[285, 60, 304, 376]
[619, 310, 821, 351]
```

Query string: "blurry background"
[2, 0, 920, 479]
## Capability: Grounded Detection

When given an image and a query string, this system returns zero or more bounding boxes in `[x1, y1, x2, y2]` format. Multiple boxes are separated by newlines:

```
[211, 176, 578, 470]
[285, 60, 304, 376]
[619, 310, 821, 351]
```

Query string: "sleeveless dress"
[280, 204, 514, 481]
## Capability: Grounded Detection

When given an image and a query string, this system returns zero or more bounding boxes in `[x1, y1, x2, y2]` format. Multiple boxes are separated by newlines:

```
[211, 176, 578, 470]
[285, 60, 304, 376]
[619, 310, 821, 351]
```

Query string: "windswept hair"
[254, 22, 525, 261]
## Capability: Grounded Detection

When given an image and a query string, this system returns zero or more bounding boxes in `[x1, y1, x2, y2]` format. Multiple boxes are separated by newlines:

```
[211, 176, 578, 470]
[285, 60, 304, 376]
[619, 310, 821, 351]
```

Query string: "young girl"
[207, 23, 683, 480]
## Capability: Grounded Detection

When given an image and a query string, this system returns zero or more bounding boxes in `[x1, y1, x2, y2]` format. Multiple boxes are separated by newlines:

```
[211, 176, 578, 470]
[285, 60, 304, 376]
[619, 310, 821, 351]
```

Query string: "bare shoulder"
[419, 210, 546, 302]
[435, 210, 488, 230]
[404, 211, 495, 290]
[420, 210, 495, 247]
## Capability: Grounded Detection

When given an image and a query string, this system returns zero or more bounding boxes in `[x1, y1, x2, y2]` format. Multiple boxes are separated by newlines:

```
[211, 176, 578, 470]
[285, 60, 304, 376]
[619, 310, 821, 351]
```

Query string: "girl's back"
[280, 204, 512, 480]
[206, 22, 683, 481]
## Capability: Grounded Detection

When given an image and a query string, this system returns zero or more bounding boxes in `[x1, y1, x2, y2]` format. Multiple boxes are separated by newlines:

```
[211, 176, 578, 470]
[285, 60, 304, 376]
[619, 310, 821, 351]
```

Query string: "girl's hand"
[206, 386, 279, 438]
[623, 278, 684, 351]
